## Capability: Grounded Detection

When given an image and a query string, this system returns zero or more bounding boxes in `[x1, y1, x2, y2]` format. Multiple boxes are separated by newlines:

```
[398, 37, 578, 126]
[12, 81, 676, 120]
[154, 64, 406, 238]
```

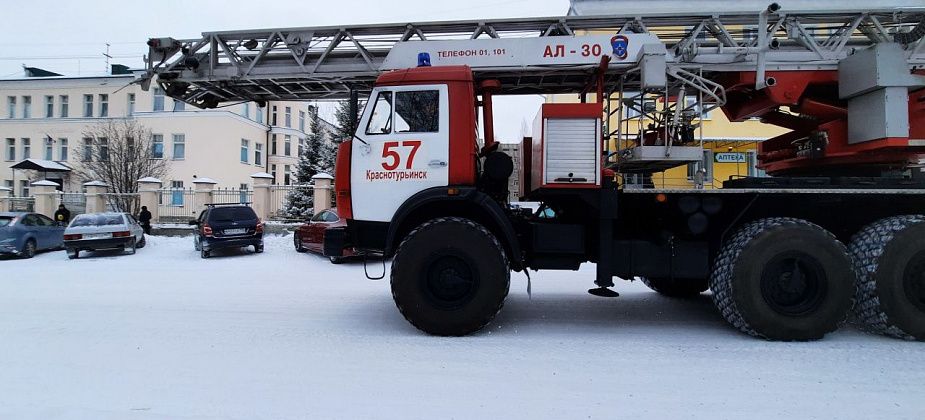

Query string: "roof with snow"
[10, 159, 71, 172]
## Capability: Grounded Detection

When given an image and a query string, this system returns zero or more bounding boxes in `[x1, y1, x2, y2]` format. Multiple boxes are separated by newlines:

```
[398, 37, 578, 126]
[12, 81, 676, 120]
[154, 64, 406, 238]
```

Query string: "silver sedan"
[63, 213, 146, 259]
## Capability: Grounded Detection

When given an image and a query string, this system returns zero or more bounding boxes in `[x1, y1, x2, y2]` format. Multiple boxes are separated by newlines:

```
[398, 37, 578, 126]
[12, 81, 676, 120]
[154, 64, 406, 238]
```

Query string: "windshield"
[0, 217, 12, 227]
[209, 207, 256, 222]
[70, 214, 124, 227]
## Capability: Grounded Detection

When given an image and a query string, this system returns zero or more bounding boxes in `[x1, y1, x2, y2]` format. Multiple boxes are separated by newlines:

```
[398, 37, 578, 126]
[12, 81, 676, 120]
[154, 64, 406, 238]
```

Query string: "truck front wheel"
[391, 217, 510, 336]
[710, 218, 855, 341]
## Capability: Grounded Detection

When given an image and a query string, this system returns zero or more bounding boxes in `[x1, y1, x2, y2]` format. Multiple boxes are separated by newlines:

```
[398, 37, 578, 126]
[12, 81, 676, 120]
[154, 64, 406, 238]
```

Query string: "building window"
[6, 96, 14, 118]
[270, 134, 278, 155]
[151, 134, 164, 159]
[271, 164, 277, 182]
[44, 138, 53, 160]
[5, 138, 14, 161]
[153, 88, 164, 112]
[746, 150, 767, 177]
[284, 164, 291, 185]
[285, 106, 292, 128]
[99, 94, 109, 117]
[21, 138, 30, 159]
[22, 96, 31, 118]
[172, 99, 185, 112]
[126, 136, 136, 158]
[256, 105, 264, 124]
[127, 93, 135, 115]
[684, 96, 709, 119]
[45, 96, 54, 118]
[242, 103, 250, 119]
[255, 143, 263, 165]
[239, 183, 249, 203]
[172, 134, 185, 160]
[240, 139, 249, 163]
[59, 95, 68, 118]
[20, 180, 29, 198]
[83, 94, 93, 117]
[170, 181, 184, 206]
[284, 135, 291, 156]
[271, 105, 277, 126]
[299, 110, 306, 131]
[98, 138, 109, 161]
[59, 138, 68, 161]
[298, 137, 304, 156]
[82, 138, 93, 162]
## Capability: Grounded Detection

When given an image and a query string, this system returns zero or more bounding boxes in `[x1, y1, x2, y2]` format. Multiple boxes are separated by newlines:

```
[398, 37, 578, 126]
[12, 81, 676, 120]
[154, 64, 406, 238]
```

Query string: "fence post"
[0, 186, 10, 212]
[138, 177, 162, 224]
[31, 180, 60, 218]
[193, 177, 218, 213]
[312, 172, 334, 213]
[83, 181, 109, 213]
[251, 172, 273, 220]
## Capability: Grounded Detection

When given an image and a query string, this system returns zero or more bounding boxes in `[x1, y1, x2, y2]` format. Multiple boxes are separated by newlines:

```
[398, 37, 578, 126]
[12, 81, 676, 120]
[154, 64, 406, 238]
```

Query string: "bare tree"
[73, 119, 169, 214]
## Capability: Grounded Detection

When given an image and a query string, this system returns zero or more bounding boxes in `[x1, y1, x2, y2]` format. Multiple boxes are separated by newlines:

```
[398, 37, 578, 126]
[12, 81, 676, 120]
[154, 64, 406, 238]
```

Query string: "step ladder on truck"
[140, 3, 925, 341]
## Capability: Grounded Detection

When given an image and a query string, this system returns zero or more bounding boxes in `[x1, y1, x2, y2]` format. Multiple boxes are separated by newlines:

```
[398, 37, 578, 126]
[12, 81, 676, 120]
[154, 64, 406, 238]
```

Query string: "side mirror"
[188, 220, 199, 226]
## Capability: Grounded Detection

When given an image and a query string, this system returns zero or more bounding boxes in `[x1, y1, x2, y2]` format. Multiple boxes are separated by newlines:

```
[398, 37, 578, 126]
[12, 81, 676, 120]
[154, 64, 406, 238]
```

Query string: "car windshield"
[71, 214, 124, 227]
[0, 217, 12, 227]
[209, 207, 256, 222]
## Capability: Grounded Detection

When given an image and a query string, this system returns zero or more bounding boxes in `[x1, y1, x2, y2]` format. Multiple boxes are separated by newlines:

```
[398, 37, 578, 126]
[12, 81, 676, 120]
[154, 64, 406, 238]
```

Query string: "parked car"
[190, 204, 264, 258]
[64, 212, 146, 259]
[294, 208, 354, 264]
[0, 212, 65, 258]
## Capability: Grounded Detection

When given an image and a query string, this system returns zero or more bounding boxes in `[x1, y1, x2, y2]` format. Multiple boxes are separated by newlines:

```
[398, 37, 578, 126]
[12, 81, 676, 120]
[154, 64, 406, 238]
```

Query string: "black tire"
[201, 248, 210, 259]
[67, 249, 79, 260]
[128, 238, 137, 255]
[255, 244, 264, 253]
[137, 236, 146, 248]
[639, 277, 708, 297]
[849, 215, 925, 341]
[194, 236, 201, 251]
[710, 218, 855, 341]
[294, 235, 307, 253]
[20, 239, 36, 259]
[329, 255, 345, 264]
[391, 217, 510, 336]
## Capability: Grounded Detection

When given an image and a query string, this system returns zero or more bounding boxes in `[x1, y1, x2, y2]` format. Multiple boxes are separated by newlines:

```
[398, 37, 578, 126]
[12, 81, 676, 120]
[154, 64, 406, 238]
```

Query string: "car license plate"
[224, 228, 247, 235]
[84, 233, 110, 239]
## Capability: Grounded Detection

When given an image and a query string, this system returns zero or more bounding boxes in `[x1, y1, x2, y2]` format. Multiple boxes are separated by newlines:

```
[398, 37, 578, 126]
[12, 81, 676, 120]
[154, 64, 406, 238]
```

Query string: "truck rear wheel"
[849, 215, 925, 341]
[639, 277, 708, 297]
[710, 218, 855, 341]
[391, 217, 510, 336]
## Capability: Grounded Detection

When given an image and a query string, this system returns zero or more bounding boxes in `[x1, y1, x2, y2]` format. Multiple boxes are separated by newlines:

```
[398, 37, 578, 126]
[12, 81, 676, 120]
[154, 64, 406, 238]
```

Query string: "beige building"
[1, 66, 321, 197]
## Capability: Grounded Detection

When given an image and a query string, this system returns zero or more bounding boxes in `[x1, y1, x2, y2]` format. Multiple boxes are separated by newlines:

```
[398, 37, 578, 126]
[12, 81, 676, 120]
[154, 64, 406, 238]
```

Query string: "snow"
[1, 234, 923, 419]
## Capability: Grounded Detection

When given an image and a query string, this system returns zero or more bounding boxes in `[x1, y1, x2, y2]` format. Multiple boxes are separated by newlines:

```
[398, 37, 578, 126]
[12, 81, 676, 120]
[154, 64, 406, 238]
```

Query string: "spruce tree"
[283, 105, 327, 218]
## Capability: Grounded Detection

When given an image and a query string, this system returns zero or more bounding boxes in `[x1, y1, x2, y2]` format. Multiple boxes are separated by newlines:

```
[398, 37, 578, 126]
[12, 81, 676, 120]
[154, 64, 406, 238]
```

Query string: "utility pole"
[103, 43, 112, 73]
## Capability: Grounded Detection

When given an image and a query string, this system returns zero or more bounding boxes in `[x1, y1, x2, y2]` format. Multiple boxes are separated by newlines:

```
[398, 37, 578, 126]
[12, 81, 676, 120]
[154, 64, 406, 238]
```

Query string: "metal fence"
[158, 188, 198, 222]
[212, 187, 253, 205]
[56, 192, 87, 216]
[102, 193, 141, 214]
[269, 184, 315, 220]
[7, 197, 35, 212]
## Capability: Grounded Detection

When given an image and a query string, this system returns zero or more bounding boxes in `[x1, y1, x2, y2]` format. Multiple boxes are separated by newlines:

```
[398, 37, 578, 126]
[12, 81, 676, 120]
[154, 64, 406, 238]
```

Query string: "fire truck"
[141, 3, 925, 341]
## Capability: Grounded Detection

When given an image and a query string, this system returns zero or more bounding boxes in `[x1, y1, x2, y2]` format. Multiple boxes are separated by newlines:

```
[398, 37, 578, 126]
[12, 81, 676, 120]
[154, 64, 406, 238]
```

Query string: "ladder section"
[142, 7, 925, 107]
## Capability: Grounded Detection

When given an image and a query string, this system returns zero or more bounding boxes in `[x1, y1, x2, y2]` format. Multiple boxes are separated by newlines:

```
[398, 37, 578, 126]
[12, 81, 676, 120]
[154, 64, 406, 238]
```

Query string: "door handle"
[428, 160, 447, 168]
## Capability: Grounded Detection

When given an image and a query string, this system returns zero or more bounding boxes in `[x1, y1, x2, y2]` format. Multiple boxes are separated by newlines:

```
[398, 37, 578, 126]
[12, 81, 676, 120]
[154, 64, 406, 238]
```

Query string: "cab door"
[351, 84, 449, 222]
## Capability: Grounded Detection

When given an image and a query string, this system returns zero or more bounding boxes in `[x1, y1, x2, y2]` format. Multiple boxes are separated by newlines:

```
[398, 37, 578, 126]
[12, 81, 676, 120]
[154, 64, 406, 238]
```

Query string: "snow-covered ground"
[0, 234, 922, 419]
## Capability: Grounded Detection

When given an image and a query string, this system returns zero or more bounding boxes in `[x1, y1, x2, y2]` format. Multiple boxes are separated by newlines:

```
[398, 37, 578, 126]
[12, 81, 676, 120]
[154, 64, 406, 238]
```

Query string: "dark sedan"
[0, 212, 65, 258]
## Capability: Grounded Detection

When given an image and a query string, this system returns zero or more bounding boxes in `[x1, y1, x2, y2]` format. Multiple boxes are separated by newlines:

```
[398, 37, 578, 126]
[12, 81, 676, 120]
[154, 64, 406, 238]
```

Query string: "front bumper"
[0, 243, 20, 255]
[65, 237, 134, 252]
[201, 234, 263, 251]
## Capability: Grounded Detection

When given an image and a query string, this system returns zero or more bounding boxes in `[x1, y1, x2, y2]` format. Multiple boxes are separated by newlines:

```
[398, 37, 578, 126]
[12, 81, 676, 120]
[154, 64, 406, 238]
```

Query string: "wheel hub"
[903, 251, 925, 312]
[424, 254, 478, 310]
[760, 253, 827, 316]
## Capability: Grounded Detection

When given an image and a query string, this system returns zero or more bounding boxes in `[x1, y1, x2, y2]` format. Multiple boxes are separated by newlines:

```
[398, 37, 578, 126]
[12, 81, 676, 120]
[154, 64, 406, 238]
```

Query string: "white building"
[1, 65, 324, 196]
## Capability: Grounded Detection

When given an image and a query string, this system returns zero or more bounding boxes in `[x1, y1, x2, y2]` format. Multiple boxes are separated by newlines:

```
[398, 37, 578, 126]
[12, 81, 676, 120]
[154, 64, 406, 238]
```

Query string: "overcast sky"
[0, 0, 572, 142]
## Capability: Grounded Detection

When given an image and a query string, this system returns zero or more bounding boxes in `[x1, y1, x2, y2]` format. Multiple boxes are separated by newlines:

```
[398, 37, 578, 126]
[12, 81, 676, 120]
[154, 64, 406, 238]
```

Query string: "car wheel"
[194, 236, 201, 251]
[255, 244, 264, 253]
[67, 249, 79, 260]
[128, 238, 137, 255]
[201, 248, 210, 259]
[20, 239, 36, 259]
[294, 235, 307, 253]
[329, 256, 345, 264]
[137, 236, 146, 248]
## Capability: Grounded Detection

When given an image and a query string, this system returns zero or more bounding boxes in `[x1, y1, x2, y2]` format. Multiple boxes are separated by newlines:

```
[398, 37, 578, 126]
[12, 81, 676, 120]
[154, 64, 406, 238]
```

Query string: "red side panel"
[334, 140, 353, 220]
[447, 81, 477, 185]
